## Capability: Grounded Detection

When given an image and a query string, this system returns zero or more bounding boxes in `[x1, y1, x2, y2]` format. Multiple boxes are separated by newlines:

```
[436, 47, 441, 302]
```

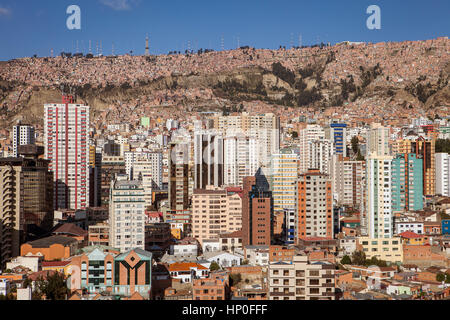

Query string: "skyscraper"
[366, 153, 393, 238]
[367, 123, 390, 156]
[109, 175, 145, 253]
[242, 176, 273, 246]
[44, 95, 90, 210]
[194, 130, 223, 189]
[296, 169, 333, 242]
[436, 153, 450, 196]
[393, 136, 435, 197]
[299, 125, 325, 173]
[223, 134, 259, 187]
[169, 141, 190, 211]
[391, 154, 423, 212]
[325, 123, 347, 157]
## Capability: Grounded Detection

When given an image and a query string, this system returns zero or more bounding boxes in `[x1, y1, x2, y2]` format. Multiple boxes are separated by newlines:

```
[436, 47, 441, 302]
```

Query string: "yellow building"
[357, 237, 403, 263]
[397, 231, 428, 245]
[41, 260, 72, 276]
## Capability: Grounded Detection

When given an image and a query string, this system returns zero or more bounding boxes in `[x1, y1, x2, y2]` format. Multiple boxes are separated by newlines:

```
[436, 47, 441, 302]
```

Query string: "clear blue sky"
[0, 0, 448, 60]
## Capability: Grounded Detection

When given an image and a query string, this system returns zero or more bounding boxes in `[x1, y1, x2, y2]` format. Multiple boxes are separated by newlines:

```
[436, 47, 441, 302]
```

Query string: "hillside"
[0, 38, 449, 128]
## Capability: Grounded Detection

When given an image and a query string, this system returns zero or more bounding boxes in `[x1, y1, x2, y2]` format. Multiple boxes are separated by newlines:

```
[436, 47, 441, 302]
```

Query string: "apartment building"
[391, 154, 423, 212]
[299, 125, 325, 173]
[109, 175, 146, 252]
[242, 176, 273, 246]
[392, 136, 435, 197]
[100, 155, 126, 206]
[223, 134, 259, 187]
[325, 123, 347, 157]
[168, 141, 190, 211]
[436, 153, 450, 196]
[330, 155, 365, 209]
[12, 124, 35, 157]
[191, 187, 242, 245]
[296, 169, 333, 242]
[194, 130, 224, 189]
[44, 95, 90, 210]
[270, 149, 299, 213]
[268, 255, 335, 300]
[0, 152, 54, 267]
[366, 123, 390, 156]
[308, 139, 333, 175]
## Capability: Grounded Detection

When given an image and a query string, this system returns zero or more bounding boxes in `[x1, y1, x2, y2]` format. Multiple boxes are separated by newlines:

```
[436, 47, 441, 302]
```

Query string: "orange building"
[193, 272, 229, 300]
[269, 245, 295, 262]
[20, 236, 78, 261]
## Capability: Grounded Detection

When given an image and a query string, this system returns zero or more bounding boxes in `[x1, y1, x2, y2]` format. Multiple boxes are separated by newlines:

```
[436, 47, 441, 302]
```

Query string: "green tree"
[210, 261, 220, 271]
[351, 136, 359, 154]
[291, 131, 298, 139]
[35, 272, 70, 300]
[340, 255, 352, 265]
[436, 273, 446, 282]
[351, 251, 366, 266]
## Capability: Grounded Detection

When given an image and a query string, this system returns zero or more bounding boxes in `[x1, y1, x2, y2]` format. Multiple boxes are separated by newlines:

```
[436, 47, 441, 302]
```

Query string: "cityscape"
[0, 0, 449, 304]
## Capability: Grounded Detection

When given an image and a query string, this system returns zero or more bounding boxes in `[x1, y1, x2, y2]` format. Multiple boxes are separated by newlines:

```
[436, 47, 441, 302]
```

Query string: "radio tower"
[221, 35, 224, 51]
[290, 33, 294, 49]
[51, 48, 54, 58]
[145, 34, 149, 56]
[89, 40, 92, 54]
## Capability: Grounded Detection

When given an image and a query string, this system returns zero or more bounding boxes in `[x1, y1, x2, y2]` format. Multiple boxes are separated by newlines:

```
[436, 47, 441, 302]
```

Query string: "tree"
[291, 131, 298, 139]
[351, 251, 366, 266]
[436, 273, 446, 282]
[210, 261, 220, 271]
[35, 272, 70, 301]
[351, 136, 359, 154]
[340, 255, 352, 265]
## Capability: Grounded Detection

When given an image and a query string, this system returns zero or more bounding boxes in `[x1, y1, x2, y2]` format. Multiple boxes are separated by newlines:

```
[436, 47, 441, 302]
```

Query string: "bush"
[340, 255, 352, 265]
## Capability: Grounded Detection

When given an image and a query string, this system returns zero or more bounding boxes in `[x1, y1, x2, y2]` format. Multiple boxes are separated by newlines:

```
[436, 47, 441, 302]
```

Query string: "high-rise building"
[191, 186, 242, 245]
[132, 153, 163, 209]
[169, 141, 190, 211]
[330, 155, 365, 209]
[391, 154, 423, 212]
[0, 147, 53, 267]
[223, 134, 259, 187]
[100, 155, 126, 206]
[366, 123, 391, 156]
[268, 255, 335, 300]
[299, 125, 325, 173]
[194, 131, 223, 189]
[213, 113, 280, 167]
[296, 169, 333, 242]
[12, 124, 35, 157]
[436, 153, 450, 196]
[308, 139, 333, 175]
[89, 146, 102, 208]
[366, 153, 393, 238]
[392, 136, 435, 197]
[44, 95, 90, 210]
[325, 123, 347, 157]
[242, 176, 273, 246]
[109, 175, 146, 252]
[270, 149, 299, 213]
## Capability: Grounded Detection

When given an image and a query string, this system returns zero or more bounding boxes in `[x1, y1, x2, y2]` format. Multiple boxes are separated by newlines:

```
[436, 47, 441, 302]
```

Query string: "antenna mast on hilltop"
[290, 33, 294, 49]
[145, 33, 150, 56]
[89, 40, 92, 54]
[221, 35, 224, 51]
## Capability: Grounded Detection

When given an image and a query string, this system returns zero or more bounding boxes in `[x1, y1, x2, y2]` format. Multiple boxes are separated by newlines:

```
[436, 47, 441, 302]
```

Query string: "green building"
[141, 117, 150, 128]
[391, 154, 423, 212]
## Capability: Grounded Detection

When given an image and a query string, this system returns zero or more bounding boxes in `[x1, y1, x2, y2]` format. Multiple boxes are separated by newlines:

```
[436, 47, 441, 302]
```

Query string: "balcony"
[322, 274, 334, 279]
[270, 292, 295, 297]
